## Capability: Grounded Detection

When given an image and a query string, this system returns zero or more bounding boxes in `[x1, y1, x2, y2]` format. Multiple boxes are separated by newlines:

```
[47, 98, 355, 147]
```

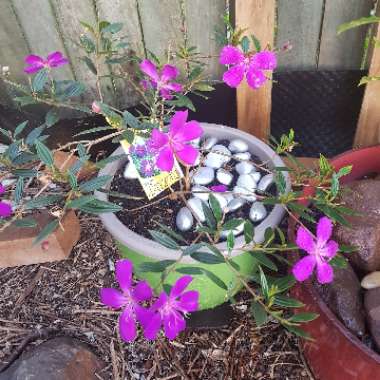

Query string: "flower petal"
[119, 308, 137, 342]
[176, 144, 199, 166]
[156, 146, 175, 171]
[169, 110, 188, 137]
[132, 280, 153, 302]
[47, 51, 68, 67]
[219, 45, 244, 65]
[222, 65, 244, 88]
[159, 88, 174, 100]
[177, 290, 199, 313]
[251, 51, 277, 70]
[116, 259, 133, 291]
[175, 120, 203, 143]
[25, 54, 44, 65]
[100, 288, 127, 309]
[246, 68, 266, 89]
[135, 304, 154, 327]
[170, 275, 193, 298]
[142, 312, 162, 340]
[210, 185, 228, 192]
[316, 262, 334, 284]
[324, 240, 339, 259]
[164, 82, 183, 92]
[317, 217, 333, 244]
[296, 226, 315, 254]
[140, 59, 159, 81]
[24, 64, 44, 74]
[163, 310, 186, 340]
[0, 184, 5, 195]
[292, 255, 316, 282]
[0, 202, 12, 218]
[149, 129, 169, 150]
[161, 64, 179, 82]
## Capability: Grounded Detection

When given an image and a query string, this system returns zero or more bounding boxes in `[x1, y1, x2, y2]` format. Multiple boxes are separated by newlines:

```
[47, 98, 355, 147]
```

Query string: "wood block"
[0, 210, 80, 268]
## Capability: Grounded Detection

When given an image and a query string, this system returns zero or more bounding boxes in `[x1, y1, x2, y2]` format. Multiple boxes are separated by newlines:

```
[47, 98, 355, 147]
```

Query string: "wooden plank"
[276, 0, 324, 71]
[354, 20, 380, 148]
[318, 0, 373, 69]
[235, 0, 275, 141]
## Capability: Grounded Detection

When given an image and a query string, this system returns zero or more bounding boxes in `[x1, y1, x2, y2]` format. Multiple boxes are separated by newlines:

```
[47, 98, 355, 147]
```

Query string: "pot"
[289, 145, 380, 380]
[96, 123, 290, 310]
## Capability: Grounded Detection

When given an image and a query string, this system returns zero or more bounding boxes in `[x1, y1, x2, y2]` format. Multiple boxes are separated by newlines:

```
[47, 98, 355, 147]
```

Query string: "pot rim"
[95, 123, 291, 264]
[289, 144, 380, 363]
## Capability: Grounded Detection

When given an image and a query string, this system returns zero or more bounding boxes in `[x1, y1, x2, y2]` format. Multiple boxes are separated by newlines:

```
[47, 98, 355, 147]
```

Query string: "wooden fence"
[0, 0, 375, 109]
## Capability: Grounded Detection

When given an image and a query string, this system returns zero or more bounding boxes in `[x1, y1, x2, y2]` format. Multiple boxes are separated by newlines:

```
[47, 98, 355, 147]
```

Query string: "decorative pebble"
[235, 161, 255, 175]
[249, 202, 267, 222]
[223, 192, 234, 204]
[192, 167, 214, 185]
[233, 152, 251, 161]
[211, 193, 228, 210]
[202, 136, 218, 150]
[192, 185, 210, 201]
[250, 171, 262, 182]
[361, 272, 380, 290]
[226, 198, 246, 213]
[176, 207, 194, 232]
[233, 186, 257, 202]
[216, 168, 233, 186]
[187, 197, 206, 222]
[220, 222, 244, 239]
[190, 137, 201, 147]
[204, 144, 231, 169]
[123, 161, 139, 179]
[228, 139, 249, 153]
[258, 174, 274, 192]
[237, 174, 257, 191]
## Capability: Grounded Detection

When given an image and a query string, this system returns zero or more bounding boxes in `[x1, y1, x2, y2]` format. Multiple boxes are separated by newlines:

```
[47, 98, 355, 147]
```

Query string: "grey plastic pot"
[95, 123, 290, 310]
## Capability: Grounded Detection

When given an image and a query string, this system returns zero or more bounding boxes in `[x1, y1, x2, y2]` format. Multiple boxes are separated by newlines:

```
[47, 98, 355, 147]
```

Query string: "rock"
[364, 288, 380, 350]
[190, 137, 201, 147]
[235, 161, 255, 175]
[249, 202, 267, 222]
[233, 152, 251, 161]
[216, 168, 233, 186]
[314, 263, 365, 337]
[192, 185, 210, 201]
[233, 186, 257, 202]
[204, 145, 231, 169]
[192, 167, 214, 185]
[0, 337, 104, 380]
[228, 139, 248, 153]
[211, 193, 228, 211]
[236, 174, 257, 191]
[123, 161, 139, 179]
[226, 198, 246, 213]
[202, 136, 218, 150]
[250, 171, 261, 183]
[188, 197, 206, 222]
[176, 207, 194, 232]
[257, 174, 274, 192]
[362, 271, 380, 290]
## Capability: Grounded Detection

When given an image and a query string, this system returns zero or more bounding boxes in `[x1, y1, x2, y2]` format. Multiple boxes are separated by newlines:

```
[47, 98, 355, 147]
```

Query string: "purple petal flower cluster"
[219, 45, 277, 89]
[0, 184, 12, 218]
[140, 59, 183, 100]
[209, 184, 228, 192]
[100, 259, 199, 342]
[292, 217, 339, 284]
[24, 52, 68, 74]
[147, 110, 203, 172]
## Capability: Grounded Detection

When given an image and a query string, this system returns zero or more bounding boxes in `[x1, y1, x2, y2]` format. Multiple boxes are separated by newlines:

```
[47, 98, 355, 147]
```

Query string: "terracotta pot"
[288, 145, 380, 380]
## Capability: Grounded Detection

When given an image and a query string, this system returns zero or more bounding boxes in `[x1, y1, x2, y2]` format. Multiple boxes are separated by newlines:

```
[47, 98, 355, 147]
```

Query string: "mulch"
[0, 215, 314, 380]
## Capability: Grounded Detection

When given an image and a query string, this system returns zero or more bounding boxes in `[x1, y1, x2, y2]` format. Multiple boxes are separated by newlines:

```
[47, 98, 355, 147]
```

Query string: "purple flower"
[142, 276, 199, 340]
[100, 260, 153, 342]
[24, 52, 69, 74]
[0, 184, 5, 195]
[140, 159, 155, 177]
[140, 59, 183, 100]
[210, 184, 228, 192]
[292, 217, 339, 284]
[147, 110, 203, 172]
[219, 45, 277, 89]
[0, 201, 12, 218]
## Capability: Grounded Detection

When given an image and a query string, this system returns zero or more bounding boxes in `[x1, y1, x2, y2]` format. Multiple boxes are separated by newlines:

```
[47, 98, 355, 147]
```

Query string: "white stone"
[211, 192, 228, 211]
[228, 139, 249, 153]
[249, 202, 267, 222]
[258, 174, 274, 192]
[233, 152, 251, 161]
[216, 168, 233, 186]
[192, 185, 210, 201]
[235, 161, 255, 175]
[237, 174, 257, 191]
[223, 192, 234, 204]
[1, 178, 16, 187]
[192, 167, 214, 185]
[176, 207, 194, 232]
[361, 272, 380, 290]
[123, 161, 139, 179]
[226, 198, 246, 213]
[190, 137, 201, 148]
[204, 144, 231, 169]
[188, 197, 206, 222]
[220, 222, 244, 239]
[233, 186, 257, 202]
[202, 136, 218, 150]
[250, 171, 262, 182]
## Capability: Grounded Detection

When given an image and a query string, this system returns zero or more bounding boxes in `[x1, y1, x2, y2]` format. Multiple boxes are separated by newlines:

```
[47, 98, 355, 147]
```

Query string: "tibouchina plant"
[0, 17, 354, 342]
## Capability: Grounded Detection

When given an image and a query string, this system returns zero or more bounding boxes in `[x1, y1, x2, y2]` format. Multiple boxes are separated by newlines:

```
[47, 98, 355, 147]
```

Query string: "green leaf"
[176, 266, 203, 275]
[25, 125, 45, 146]
[319, 154, 332, 176]
[98, 20, 110, 31]
[251, 33, 261, 52]
[331, 173, 339, 198]
[61, 81, 86, 99]
[35, 140, 54, 166]
[336, 165, 352, 178]
[339, 244, 358, 253]
[285, 325, 312, 340]
[67, 171, 78, 189]
[359, 75, 380, 86]
[337, 16, 380, 35]
[12, 152, 38, 165]
[79, 34, 96, 53]
[190, 251, 224, 264]
[66, 195, 96, 209]
[82, 57, 97, 75]
[14, 121, 28, 138]
[209, 194, 222, 222]
[14, 177, 24, 204]
[250, 251, 278, 271]
[12, 168, 38, 178]
[25, 195, 62, 210]
[122, 110, 141, 129]
[149, 230, 179, 249]
[315, 204, 350, 227]
[329, 255, 348, 269]
[167, 94, 195, 111]
[250, 301, 268, 326]
[182, 243, 205, 256]
[272, 275, 296, 293]
[13, 218, 37, 228]
[102, 22, 123, 34]
[275, 170, 287, 194]
[264, 227, 275, 245]
[240, 36, 250, 53]
[74, 126, 114, 137]
[227, 231, 235, 252]
[79, 175, 112, 192]
[77, 199, 122, 214]
[192, 83, 215, 92]
[45, 109, 60, 127]
[259, 266, 269, 300]
[138, 260, 176, 273]
[157, 222, 187, 244]
[32, 68, 49, 92]
[289, 312, 319, 323]
[221, 218, 244, 231]
[274, 295, 304, 308]
[244, 220, 254, 244]
[201, 269, 228, 290]
[201, 201, 216, 230]
[14, 96, 37, 107]
[33, 219, 59, 245]
[80, 21, 95, 34]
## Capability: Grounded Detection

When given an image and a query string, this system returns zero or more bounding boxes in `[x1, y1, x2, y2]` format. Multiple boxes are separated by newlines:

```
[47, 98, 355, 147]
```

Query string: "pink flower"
[292, 217, 339, 284]
[100, 260, 153, 342]
[0, 184, 5, 195]
[210, 184, 228, 192]
[148, 110, 203, 171]
[140, 59, 183, 100]
[92, 101, 101, 113]
[219, 45, 277, 89]
[24, 52, 68, 74]
[0, 201, 12, 218]
[142, 275, 199, 340]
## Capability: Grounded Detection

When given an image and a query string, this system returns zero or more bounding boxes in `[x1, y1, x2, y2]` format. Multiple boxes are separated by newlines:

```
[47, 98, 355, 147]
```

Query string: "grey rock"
[188, 197, 206, 222]
[216, 168, 233, 186]
[235, 161, 255, 175]
[211, 193, 228, 211]
[226, 198, 246, 213]
[257, 173, 274, 192]
[364, 287, 380, 350]
[123, 161, 139, 179]
[176, 207, 194, 232]
[249, 202, 267, 222]
[236, 174, 257, 191]
[204, 145, 231, 169]
[250, 171, 261, 183]
[192, 185, 210, 201]
[233, 186, 257, 202]
[361, 271, 380, 290]
[192, 167, 214, 185]
[228, 139, 249, 153]
[233, 152, 251, 161]
[202, 136, 218, 150]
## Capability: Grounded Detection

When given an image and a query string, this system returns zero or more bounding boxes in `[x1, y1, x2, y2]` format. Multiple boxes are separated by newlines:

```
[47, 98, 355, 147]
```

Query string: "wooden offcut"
[235, 0, 275, 141]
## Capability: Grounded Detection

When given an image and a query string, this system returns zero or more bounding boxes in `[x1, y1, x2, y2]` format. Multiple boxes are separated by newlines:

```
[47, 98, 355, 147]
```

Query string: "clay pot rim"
[288, 144, 380, 363]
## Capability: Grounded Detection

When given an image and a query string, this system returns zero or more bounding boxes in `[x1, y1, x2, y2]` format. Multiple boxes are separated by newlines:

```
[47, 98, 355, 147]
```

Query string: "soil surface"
[0, 215, 313, 380]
